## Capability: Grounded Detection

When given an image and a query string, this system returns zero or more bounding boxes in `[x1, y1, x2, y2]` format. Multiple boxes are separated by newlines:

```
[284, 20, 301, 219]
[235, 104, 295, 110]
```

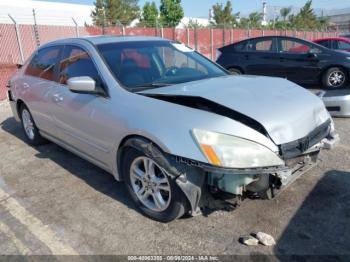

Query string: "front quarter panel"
[106, 89, 280, 180]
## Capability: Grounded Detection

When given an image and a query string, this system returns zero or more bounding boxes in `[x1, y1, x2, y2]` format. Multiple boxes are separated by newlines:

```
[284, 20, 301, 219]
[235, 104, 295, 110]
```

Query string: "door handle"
[52, 93, 63, 103]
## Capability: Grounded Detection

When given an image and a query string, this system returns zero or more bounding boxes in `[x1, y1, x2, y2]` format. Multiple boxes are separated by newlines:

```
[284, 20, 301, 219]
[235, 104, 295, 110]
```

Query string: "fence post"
[222, 24, 225, 46]
[210, 28, 214, 60]
[8, 14, 24, 64]
[161, 27, 164, 38]
[32, 9, 40, 47]
[186, 27, 190, 46]
[230, 29, 233, 43]
[72, 18, 79, 37]
[194, 27, 198, 51]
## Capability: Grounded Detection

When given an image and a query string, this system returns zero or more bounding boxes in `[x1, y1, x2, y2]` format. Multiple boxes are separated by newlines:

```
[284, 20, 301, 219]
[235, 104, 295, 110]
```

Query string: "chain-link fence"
[0, 14, 340, 100]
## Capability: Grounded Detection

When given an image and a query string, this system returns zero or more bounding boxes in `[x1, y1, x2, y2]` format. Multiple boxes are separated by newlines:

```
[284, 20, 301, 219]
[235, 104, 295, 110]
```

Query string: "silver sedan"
[7, 36, 339, 222]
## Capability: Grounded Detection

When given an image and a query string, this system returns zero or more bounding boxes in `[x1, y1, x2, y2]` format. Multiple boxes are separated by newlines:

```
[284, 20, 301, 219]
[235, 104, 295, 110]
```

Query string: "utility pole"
[32, 9, 40, 47]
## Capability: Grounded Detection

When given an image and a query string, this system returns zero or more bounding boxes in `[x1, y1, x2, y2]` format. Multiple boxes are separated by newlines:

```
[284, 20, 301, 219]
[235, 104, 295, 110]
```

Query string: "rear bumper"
[7, 90, 20, 122]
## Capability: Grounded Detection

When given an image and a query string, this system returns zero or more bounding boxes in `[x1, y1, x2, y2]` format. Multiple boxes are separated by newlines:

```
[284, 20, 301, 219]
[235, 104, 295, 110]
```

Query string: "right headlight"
[192, 129, 284, 169]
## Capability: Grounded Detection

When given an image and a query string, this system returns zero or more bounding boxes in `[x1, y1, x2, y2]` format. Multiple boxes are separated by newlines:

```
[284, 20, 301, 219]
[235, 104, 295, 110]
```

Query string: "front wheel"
[123, 147, 187, 222]
[322, 67, 348, 89]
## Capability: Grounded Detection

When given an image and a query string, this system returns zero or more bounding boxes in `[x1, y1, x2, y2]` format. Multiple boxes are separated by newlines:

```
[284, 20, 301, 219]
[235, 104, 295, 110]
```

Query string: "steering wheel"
[164, 66, 179, 76]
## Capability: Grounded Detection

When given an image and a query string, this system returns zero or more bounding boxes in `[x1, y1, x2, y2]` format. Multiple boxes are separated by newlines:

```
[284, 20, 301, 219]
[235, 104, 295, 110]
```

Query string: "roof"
[45, 35, 168, 47]
[313, 37, 350, 43]
[82, 35, 166, 45]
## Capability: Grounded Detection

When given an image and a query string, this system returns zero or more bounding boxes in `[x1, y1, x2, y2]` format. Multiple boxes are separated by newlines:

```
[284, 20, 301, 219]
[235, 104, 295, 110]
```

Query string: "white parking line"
[0, 188, 78, 255]
[0, 221, 31, 255]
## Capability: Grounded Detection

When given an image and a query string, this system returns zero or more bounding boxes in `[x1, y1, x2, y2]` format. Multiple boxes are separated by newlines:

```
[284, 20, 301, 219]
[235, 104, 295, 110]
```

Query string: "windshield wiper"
[131, 82, 172, 92]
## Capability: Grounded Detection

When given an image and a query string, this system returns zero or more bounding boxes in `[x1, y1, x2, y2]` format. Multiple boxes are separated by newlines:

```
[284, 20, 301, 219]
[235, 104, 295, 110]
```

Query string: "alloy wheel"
[328, 70, 345, 87]
[129, 156, 171, 212]
[22, 109, 35, 140]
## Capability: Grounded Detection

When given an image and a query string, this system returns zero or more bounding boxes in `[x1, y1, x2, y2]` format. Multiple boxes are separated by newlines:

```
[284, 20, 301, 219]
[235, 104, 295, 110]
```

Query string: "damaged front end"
[172, 121, 339, 215]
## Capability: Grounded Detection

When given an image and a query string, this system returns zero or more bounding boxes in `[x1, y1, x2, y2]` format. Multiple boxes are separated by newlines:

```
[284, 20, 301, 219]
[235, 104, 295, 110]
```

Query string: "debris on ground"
[239, 235, 259, 246]
[255, 232, 276, 246]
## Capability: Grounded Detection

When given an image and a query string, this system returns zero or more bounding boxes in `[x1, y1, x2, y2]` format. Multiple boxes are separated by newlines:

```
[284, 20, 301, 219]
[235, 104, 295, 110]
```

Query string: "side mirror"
[308, 48, 320, 58]
[67, 76, 98, 94]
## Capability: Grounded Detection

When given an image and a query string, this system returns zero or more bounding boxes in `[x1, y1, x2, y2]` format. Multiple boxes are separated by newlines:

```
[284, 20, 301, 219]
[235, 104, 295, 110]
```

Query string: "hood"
[139, 75, 330, 145]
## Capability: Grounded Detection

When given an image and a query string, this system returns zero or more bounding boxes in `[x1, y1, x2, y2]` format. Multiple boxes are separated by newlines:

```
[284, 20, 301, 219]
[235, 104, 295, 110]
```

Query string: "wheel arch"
[319, 65, 349, 83]
[115, 134, 203, 216]
[226, 66, 244, 74]
[116, 134, 170, 181]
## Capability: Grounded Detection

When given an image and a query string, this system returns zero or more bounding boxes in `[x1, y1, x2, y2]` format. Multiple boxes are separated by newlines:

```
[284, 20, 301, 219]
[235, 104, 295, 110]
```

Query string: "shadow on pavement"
[275, 170, 350, 257]
[0, 117, 139, 214]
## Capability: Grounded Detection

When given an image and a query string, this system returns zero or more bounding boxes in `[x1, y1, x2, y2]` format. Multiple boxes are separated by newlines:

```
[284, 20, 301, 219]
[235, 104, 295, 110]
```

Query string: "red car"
[313, 37, 350, 52]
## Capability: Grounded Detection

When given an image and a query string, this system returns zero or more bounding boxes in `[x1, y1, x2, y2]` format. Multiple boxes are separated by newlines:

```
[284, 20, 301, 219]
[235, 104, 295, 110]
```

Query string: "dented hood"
[139, 75, 331, 145]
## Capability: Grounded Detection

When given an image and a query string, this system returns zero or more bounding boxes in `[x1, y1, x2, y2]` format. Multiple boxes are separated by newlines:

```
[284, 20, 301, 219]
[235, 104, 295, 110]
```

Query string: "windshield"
[97, 40, 227, 91]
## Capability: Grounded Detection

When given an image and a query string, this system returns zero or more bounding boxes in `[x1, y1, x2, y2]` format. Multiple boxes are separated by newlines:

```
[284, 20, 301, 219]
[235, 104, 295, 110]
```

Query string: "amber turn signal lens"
[200, 144, 222, 166]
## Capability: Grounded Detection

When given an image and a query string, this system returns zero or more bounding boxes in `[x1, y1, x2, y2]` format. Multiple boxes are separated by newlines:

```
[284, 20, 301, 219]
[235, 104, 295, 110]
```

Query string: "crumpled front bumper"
[204, 132, 339, 197]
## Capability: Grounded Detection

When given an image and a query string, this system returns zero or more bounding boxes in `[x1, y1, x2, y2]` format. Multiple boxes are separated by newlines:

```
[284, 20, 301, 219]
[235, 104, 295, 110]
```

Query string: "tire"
[122, 147, 187, 222]
[228, 68, 242, 75]
[19, 104, 47, 146]
[322, 67, 348, 89]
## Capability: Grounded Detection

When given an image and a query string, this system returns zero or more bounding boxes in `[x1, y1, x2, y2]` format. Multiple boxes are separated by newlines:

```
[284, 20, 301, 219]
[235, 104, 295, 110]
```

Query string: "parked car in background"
[8, 36, 339, 222]
[313, 37, 350, 52]
[216, 36, 350, 89]
[340, 33, 350, 39]
[318, 89, 350, 117]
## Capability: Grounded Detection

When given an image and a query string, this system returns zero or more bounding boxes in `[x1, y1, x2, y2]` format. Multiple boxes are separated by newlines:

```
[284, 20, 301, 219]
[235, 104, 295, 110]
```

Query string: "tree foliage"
[280, 7, 292, 21]
[91, 0, 106, 26]
[159, 0, 184, 27]
[211, 1, 238, 27]
[91, 0, 140, 26]
[290, 0, 317, 30]
[140, 1, 159, 27]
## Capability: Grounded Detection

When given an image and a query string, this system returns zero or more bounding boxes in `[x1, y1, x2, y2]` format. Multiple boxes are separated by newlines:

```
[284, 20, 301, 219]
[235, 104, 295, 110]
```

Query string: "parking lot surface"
[0, 99, 349, 256]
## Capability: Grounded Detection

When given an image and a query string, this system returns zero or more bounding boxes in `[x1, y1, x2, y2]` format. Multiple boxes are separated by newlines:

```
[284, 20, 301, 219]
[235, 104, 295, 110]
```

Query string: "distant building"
[324, 8, 350, 32]
[178, 17, 210, 28]
[0, 0, 93, 26]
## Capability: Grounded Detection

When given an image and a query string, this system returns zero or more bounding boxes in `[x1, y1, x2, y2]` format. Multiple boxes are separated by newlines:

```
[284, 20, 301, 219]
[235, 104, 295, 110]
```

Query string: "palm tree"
[280, 7, 292, 22]
[248, 12, 263, 28]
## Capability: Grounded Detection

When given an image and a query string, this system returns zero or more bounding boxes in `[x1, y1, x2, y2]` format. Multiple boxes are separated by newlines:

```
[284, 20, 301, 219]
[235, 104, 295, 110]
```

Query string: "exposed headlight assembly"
[192, 129, 284, 169]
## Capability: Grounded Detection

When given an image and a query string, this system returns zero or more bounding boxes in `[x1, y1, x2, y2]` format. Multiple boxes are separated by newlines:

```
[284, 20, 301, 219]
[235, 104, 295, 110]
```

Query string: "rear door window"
[25, 46, 61, 81]
[234, 41, 247, 51]
[246, 38, 274, 52]
[317, 40, 331, 49]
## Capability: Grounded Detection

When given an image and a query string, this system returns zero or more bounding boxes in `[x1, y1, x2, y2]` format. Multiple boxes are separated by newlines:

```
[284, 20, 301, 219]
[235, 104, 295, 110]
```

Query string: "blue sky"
[38, 0, 350, 17]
